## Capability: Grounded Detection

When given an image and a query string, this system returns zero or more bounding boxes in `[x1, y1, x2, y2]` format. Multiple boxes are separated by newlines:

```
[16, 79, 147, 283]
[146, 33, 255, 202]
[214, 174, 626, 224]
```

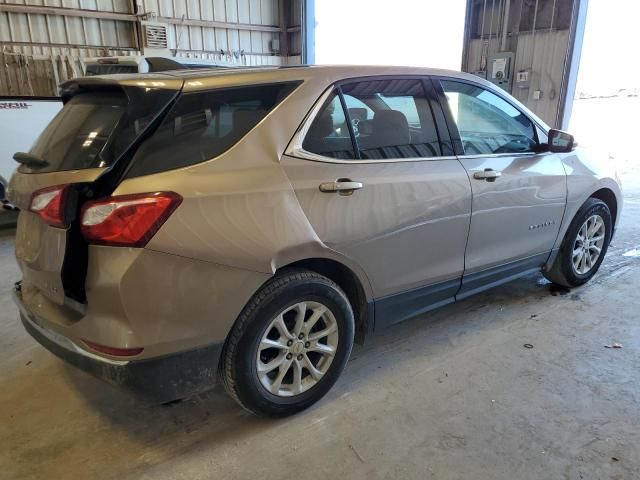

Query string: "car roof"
[164, 64, 463, 78]
[77, 64, 484, 90]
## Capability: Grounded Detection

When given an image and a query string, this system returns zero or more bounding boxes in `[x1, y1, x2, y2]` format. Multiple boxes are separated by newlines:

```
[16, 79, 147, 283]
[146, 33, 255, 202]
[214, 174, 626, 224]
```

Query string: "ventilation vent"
[143, 22, 168, 49]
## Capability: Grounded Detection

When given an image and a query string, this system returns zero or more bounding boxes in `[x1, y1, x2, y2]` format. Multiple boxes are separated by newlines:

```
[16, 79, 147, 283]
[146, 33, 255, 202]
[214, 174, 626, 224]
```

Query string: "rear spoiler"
[59, 75, 183, 102]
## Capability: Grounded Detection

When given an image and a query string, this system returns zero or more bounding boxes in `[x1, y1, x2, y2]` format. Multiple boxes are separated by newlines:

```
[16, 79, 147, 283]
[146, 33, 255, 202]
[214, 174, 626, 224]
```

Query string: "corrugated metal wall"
[0, 1, 139, 53]
[0, 0, 303, 96]
[142, 0, 286, 62]
[463, 0, 577, 127]
[465, 30, 570, 124]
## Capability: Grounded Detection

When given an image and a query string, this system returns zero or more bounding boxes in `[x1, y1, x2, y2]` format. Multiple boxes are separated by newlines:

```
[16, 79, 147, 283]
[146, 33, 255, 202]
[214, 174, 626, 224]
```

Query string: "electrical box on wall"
[487, 52, 514, 92]
[515, 69, 531, 90]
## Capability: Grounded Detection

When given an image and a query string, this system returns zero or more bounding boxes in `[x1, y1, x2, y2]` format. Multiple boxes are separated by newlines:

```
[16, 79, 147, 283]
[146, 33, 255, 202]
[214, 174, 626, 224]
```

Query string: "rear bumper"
[14, 285, 223, 403]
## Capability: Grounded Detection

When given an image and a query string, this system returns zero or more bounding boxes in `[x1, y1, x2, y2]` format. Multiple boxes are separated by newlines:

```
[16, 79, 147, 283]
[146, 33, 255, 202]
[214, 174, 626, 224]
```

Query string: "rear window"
[126, 81, 300, 177]
[25, 88, 177, 173]
[27, 92, 126, 172]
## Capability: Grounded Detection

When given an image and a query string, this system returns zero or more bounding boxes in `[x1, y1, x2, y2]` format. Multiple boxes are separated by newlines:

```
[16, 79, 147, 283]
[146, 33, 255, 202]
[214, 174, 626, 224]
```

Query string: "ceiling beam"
[0, 4, 282, 33]
[0, 4, 136, 22]
[0, 40, 137, 51]
[157, 16, 280, 33]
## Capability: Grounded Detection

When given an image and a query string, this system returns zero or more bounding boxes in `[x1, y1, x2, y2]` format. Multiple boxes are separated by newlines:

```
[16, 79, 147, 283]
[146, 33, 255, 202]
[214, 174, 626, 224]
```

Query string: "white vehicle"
[83, 55, 236, 76]
[0, 97, 62, 202]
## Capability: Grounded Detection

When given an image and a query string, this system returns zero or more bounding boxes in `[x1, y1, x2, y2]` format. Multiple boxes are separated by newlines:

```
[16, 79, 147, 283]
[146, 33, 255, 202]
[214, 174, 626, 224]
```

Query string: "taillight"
[80, 191, 182, 247]
[29, 184, 70, 227]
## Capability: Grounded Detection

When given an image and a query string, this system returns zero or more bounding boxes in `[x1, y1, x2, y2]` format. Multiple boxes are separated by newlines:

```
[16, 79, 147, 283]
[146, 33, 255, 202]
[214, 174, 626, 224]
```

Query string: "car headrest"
[348, 107, 368, 122]
[372, 110, 410, 146]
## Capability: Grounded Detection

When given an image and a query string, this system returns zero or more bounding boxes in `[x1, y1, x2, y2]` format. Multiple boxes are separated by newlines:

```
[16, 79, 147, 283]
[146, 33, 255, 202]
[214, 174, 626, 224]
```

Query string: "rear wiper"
[13, 152, 49, 168]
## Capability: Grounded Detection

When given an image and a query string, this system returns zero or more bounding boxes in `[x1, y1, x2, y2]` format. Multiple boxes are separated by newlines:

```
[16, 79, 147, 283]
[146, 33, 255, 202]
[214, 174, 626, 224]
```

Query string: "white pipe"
[501, 0, 511, 51]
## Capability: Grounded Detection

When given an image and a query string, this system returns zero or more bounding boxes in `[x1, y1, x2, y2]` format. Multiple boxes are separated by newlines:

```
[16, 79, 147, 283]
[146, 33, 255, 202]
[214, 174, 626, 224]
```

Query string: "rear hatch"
[9, 75, 182, 315]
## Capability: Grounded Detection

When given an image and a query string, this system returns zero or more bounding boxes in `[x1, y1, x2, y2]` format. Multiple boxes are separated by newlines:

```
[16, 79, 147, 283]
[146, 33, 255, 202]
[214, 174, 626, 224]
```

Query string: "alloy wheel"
[572, 214, 606, 275]
[257, 301, 339, 397]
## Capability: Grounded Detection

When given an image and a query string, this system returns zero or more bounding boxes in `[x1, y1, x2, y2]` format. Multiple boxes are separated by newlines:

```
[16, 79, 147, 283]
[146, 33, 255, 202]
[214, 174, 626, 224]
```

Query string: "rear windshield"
[126, 81, 300, 177]
[25, 88, 176, 173]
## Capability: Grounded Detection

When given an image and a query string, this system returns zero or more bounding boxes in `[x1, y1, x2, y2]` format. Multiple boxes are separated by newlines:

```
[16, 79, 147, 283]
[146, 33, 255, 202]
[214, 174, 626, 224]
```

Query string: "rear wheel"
[220, 270, 354, 417]
[544, 198, 612, 287]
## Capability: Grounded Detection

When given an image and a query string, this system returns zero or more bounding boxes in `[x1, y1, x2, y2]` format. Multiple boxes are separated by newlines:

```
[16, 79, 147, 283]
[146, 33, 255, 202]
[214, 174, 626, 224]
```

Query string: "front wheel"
[544, 198, 612, 287]
[220, 270, 354, 417]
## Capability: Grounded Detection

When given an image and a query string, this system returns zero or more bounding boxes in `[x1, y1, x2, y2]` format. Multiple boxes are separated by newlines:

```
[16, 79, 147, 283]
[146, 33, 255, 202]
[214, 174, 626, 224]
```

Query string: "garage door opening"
[569, 0, 640, 191]
[315, 0, 467, 69]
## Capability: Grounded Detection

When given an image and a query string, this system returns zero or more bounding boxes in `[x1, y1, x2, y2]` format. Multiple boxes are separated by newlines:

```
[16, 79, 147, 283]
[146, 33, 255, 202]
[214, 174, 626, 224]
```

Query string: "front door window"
[440, 80, 537, 155]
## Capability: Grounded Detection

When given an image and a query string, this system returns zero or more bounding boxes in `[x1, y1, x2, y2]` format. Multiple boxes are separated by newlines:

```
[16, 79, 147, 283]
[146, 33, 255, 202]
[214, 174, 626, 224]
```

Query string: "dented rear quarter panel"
[115, 73, 377, 303]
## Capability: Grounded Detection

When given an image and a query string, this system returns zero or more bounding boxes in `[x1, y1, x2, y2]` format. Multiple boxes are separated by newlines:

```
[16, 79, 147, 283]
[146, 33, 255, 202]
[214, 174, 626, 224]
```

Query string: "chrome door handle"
[319, 180, 364, 196]
[473, 169, 502, 182]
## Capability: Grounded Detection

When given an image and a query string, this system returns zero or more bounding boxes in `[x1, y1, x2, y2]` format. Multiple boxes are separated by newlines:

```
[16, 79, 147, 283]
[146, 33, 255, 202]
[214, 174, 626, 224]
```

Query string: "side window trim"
[287, 75, 458, 164]
[285, 86, 339, 162]
[429, 76, 464, 156]
[422, 77, 455, 156]
[432, 75, 547, 157]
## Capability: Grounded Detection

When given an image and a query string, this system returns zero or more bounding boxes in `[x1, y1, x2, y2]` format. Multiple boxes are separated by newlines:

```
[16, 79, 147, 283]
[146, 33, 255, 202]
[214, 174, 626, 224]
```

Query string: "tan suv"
[9, 66, 622, 416]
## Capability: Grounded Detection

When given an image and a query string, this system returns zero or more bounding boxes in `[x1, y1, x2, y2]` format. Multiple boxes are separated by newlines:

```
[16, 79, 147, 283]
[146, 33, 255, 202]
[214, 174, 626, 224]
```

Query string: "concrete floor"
[2, 189, 640, 480]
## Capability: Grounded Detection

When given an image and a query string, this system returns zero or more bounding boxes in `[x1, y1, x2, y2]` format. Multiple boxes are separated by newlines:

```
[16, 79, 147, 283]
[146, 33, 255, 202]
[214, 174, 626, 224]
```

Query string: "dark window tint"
[440, 80, 537, 155]
[26, 88, 174, 173]
[302, 90, 356, 160]
[28, 93, 126, 172]
[128, 82, 299, 177]
[85, 64, 138, 75]
[341, 79, 441, 159]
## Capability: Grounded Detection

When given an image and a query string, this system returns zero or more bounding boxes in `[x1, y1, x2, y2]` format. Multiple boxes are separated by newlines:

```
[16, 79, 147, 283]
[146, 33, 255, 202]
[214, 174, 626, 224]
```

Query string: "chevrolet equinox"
[9, 66, 622, 416]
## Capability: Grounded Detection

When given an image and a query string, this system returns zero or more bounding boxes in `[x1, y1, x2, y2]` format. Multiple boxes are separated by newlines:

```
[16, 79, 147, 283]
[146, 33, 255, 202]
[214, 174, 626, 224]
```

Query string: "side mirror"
[548, 129, 575, 153]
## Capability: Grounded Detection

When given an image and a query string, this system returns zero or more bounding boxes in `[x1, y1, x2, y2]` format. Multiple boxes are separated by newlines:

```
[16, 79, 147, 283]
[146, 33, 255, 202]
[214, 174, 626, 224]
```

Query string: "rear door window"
[127, 82, 300, 177]
[301, 79, 443, 161]
[302, 90, 356, 160]
[341, 79, 442, 159]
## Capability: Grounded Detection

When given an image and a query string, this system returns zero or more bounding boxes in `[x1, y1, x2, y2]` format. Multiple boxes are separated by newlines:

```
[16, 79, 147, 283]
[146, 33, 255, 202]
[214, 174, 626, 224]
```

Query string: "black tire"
[544, 198, 612, 287]
[220, 270, 354, 417]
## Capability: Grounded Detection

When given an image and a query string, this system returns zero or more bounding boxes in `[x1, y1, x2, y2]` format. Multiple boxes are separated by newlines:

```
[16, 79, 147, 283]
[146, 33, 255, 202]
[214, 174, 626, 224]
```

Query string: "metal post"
[302, 0, 315, 64]
[278, 0, 289, 57]
[461, 0, 475, 71]
[500, 0, 510, 51]
[558, 0, 588, 130]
